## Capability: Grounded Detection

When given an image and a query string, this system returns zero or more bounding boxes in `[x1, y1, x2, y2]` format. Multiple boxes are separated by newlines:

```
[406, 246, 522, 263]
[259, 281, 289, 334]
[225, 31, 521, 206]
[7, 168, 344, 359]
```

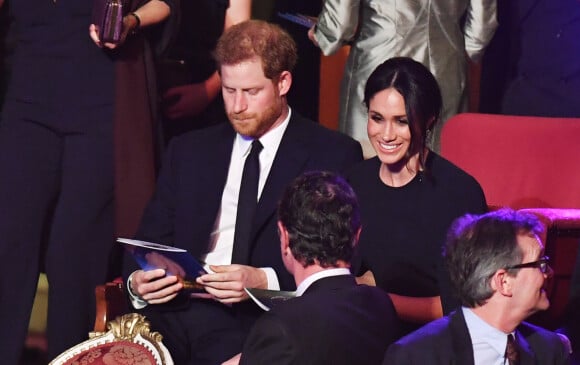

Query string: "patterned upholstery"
[49, 313, 173, 365]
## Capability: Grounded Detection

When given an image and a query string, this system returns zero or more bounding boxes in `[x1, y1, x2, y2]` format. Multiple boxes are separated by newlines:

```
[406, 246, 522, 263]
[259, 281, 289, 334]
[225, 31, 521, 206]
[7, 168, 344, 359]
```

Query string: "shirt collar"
[462, 307, 514, 358]
[295, 267, 351, 296]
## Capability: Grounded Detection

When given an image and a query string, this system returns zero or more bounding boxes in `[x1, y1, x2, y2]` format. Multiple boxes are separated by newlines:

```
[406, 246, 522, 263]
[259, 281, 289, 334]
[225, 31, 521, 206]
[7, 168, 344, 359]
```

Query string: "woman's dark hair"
[364, 57, 442, 170]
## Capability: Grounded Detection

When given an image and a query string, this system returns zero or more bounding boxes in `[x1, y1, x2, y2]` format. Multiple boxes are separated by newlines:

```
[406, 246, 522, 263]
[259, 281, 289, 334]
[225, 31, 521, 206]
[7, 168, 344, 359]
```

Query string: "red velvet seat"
[49, 312, 173, 365]
[441, 112, 580, 329]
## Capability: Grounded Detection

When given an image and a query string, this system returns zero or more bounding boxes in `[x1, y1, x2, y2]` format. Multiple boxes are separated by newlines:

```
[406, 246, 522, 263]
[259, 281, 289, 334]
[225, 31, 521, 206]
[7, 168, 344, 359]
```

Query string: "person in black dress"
[346, 57, 487, 336]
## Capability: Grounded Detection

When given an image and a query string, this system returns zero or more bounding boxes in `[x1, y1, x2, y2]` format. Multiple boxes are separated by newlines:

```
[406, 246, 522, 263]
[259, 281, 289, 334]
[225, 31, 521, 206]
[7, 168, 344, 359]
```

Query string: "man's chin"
[230, 122, 256, 137]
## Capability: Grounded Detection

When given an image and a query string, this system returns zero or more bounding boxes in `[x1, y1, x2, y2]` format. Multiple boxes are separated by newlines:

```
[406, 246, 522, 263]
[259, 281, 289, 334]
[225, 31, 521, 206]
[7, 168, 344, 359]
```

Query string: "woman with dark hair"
[308, 0, 497, 154]
[346, 57, 487, 335]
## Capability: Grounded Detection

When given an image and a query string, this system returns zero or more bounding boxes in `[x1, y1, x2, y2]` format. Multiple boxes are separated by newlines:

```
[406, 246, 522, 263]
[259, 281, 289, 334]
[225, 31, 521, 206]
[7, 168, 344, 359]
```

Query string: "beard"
[228, 102, 283, 138]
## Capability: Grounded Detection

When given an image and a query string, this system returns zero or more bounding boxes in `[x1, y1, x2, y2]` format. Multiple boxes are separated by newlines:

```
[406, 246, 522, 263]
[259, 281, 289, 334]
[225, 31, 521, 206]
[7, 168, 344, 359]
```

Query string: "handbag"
[92, 0, 124, 44]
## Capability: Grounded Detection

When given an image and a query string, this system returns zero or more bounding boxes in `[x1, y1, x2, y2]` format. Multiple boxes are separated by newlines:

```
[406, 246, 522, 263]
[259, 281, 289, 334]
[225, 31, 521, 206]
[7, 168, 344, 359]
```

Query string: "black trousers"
[0, 99, 115, 363]
[140, 299, 247, 365]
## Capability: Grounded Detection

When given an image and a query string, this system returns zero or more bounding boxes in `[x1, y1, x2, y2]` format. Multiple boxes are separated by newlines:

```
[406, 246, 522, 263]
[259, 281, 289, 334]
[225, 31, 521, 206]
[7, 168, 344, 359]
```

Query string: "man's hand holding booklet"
[118, 238, 207, 293]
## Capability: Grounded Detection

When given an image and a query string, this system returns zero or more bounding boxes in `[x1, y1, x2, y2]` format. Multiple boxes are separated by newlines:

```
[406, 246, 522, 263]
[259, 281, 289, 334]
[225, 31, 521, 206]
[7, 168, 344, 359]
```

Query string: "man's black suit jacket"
[240, 275, 400, 365]
[383, 309, 570, 365]
[130, 112, 363, 292]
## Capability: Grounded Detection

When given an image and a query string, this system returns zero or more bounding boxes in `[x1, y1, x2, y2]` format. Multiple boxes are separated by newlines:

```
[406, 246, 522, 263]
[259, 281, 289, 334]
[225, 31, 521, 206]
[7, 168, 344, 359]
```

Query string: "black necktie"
[505, 334, 520, 365]
[231, 140, 263, 264]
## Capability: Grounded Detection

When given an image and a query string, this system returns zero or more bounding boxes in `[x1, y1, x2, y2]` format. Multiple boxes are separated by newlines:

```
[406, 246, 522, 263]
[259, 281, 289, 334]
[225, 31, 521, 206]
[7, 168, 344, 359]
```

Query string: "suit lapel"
[251, 115, 311, 238]
[188, 125, 235, 257]
[449, 309, 476, 365]
[199, 124, 236, 185]
[515, 329, 536, 365]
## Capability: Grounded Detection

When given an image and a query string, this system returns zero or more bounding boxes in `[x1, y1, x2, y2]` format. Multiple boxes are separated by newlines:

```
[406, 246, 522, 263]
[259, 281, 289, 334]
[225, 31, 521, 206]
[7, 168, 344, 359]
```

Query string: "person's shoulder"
[430, 153, 474, 179]
[352, 284, 398, 319]
[290, 113, 359, 147]
[345, 157, 380, 181]
[391, 316, 451, 351]
[170, 122, 233, 147]
[519, 321, 571, 353]
[429, 153, 484, 191]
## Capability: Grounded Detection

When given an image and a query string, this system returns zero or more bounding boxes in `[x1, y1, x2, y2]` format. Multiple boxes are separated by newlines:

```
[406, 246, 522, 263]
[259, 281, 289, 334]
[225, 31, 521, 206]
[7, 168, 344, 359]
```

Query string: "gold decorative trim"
[107, 313, 163, 342]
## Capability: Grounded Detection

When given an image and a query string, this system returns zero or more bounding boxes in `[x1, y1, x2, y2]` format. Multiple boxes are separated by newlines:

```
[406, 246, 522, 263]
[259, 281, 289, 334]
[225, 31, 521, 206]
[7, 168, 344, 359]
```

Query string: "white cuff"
[260, 267, 280, 290]
[127, 272, 148, 309]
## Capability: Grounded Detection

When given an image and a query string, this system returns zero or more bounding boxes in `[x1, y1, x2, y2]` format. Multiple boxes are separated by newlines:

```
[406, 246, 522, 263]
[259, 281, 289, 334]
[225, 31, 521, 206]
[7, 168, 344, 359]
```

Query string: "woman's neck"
[379, 151, 425, 187]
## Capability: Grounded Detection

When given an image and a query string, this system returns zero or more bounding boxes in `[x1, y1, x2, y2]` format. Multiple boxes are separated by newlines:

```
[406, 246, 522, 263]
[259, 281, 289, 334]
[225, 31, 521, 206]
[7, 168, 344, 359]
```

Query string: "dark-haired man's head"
[277, 171, 361, 280]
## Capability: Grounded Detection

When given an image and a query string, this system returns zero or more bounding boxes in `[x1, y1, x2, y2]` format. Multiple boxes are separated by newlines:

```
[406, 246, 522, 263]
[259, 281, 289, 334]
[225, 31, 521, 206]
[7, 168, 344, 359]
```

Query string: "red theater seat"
[441, 112, 580, 329]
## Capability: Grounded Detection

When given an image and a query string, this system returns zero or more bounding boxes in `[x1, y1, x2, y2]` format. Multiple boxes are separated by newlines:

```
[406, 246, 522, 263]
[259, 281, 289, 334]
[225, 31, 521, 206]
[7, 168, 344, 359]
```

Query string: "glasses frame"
[505, 256, 550, 274]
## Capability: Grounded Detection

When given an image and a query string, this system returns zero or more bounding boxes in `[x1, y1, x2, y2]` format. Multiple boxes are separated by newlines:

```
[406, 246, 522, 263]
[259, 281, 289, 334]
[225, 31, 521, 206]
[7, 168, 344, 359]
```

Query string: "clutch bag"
[92, 0, 124, 44]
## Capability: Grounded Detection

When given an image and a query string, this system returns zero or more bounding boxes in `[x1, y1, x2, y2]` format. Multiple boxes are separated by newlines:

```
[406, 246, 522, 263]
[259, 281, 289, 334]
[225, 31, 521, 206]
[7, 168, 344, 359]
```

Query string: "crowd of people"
[0, 1, 578, 364]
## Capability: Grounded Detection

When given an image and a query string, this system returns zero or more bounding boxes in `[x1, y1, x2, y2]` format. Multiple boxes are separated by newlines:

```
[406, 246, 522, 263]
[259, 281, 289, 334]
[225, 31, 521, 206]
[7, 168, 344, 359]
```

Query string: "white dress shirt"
[462, 307, 514, 365]
[128, 109, 292, 309]
[202, 109, 291, 281]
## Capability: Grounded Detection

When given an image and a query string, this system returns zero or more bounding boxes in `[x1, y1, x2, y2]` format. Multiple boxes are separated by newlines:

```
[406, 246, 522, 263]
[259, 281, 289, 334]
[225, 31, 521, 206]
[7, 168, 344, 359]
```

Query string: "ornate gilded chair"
[49, 312, 173, 365]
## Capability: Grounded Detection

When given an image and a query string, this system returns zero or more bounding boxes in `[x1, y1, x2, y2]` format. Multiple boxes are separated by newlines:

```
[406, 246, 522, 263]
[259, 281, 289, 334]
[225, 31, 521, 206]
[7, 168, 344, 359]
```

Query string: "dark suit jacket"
[240, 275, 400, 365]
[130, 112, 363, 292]
[383, 309, 570, 365]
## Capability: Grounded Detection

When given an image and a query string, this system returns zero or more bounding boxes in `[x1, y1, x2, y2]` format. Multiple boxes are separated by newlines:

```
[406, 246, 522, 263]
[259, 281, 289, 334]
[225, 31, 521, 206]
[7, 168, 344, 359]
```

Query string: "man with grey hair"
[383, 209, 570, 365]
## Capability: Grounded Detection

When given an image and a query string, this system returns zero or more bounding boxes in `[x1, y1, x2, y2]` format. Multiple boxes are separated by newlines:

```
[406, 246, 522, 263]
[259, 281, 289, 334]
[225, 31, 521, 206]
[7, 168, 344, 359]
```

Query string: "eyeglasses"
[505, 256, 550, 274]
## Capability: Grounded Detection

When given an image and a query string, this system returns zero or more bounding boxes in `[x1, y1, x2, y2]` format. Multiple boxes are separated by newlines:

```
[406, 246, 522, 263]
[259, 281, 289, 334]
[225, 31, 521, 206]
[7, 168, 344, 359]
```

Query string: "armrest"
[94, 278, 128, 333]
[519, 208, 580, 230]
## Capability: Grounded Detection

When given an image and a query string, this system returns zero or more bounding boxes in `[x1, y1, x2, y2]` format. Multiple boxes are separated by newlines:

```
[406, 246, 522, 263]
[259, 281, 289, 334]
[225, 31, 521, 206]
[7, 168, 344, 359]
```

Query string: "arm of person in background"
[163, 0, 252, 120]
[89, 0, 171, 49]
[308, 0, 359, 55]
[464, 0, 498, 63]
[356, 270, 443, 324]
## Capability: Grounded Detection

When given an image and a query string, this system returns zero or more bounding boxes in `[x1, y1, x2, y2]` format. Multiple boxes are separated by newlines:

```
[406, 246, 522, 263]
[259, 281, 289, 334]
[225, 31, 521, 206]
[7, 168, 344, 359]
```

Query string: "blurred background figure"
[309, 0, 497, 155]
[479, 0, 580, 117]
[0, 0, 12, 110]
[159, 0, 251, 144]
[0, 0, 174, 362]
[271, 0, 322, 122]
[346, 57, 487, 337]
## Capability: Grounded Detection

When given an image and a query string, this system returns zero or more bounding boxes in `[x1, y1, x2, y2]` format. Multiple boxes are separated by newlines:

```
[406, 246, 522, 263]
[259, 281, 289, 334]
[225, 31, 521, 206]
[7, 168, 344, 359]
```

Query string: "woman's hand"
[356, 270, 376, 285]
[163, 72, 221, 119]
[89, 13, 138, 49]
[89, 0, 170, 49]
[308, 25, 319, 47]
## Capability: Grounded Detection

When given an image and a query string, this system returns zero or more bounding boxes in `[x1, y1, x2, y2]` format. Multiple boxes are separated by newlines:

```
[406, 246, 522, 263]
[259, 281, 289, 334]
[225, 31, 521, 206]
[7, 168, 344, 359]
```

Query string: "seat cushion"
[63, 340, 157, 365]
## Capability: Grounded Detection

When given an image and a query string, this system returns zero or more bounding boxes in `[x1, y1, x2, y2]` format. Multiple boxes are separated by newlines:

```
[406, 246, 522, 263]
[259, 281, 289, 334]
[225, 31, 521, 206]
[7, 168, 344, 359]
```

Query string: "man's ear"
[277, 221, 290, 255]
[491, 269, 514, 297]
[277, 71, 292, 97]
[353, 227, 362, 247]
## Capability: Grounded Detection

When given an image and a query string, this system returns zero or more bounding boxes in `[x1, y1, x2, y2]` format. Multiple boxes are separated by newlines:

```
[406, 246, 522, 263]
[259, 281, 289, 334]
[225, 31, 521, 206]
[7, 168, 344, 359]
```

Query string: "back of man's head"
[444, 209, 543, 308]
[214, 19, 297, 80]
[277, 171, 361, 268]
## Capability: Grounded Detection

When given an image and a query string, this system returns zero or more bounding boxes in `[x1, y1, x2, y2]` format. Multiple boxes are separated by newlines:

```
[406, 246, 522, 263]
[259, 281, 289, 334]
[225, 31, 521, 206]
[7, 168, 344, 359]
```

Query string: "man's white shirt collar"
[462, 307, 514, 365]
[296, 268, 351, 296]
